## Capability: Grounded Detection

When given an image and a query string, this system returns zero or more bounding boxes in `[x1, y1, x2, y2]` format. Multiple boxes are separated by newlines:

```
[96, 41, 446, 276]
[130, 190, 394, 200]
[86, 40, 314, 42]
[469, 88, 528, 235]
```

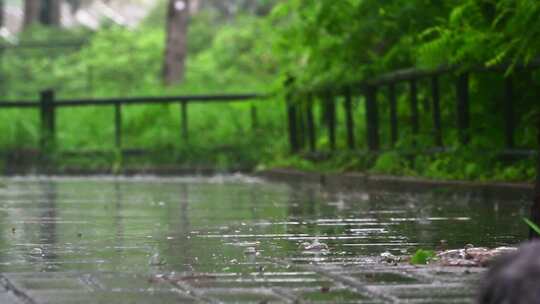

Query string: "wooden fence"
[0, 91, 263, 154]
[0, 59, 538, 162]
[286, 60, 540, 157]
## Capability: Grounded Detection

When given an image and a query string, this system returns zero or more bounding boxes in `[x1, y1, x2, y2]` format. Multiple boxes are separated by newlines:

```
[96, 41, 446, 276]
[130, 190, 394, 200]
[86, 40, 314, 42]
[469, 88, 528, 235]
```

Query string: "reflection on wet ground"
[0, 175, 529, 303]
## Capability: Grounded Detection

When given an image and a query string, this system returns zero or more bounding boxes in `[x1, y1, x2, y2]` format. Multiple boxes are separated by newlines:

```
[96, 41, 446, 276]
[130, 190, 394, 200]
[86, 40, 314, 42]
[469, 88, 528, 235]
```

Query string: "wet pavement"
[0, 175, 529, 303]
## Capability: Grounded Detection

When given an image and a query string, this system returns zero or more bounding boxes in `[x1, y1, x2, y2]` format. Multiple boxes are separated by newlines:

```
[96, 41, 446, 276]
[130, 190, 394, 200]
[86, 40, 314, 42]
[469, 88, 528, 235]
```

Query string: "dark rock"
[477, 241, 540, 304]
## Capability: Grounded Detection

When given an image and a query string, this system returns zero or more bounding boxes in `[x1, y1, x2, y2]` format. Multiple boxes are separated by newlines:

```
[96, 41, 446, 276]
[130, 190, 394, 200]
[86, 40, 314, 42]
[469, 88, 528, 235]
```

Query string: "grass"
[524, 218, 540, 236]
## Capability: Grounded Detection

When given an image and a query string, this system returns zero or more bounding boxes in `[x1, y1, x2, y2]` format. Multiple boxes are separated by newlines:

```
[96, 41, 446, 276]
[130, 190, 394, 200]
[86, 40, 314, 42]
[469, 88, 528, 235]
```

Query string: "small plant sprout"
[523, 218, 540, 236]
[410, 249, 436, 265]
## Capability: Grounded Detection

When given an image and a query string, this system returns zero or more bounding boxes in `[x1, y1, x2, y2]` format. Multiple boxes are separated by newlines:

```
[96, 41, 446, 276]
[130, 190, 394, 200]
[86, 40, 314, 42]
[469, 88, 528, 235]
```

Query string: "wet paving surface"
[0, 175, 529, 303]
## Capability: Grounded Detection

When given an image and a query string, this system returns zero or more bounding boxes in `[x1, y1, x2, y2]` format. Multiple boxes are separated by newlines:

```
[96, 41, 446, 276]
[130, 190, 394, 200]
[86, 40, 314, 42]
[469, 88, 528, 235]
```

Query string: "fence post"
[409, 79, 419, 138]
[529, 117, 540, 240]
[365, 85, 380, 151]
[286, 97, 299, 153]
[306, 94, 316, 153]
[284, 77, 299, 153]
[504, 76, 515, 149]
[250, 104, 258, 130]
[389, 84, 398, 147]
[114, 102, 122, 149]
[325, 91, 336, 151]
[40, 90, 56, 154]
[456, 73, 470, 145]
[431, 76, 443, 147]
[298, 101, 306, 150]
[181, 101, 188, 141]
[86, 64, 93, 96]
[344, 87, 355, 150]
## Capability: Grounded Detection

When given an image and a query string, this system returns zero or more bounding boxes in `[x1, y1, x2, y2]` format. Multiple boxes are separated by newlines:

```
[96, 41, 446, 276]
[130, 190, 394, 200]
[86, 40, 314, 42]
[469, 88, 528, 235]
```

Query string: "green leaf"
[410, 249, 436, 265]
[524, 218, 540, 236]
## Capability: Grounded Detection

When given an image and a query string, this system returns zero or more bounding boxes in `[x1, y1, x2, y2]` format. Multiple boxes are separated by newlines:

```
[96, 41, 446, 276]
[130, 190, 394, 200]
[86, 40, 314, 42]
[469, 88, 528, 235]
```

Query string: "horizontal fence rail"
[0, 40, 87, 50]
[0, 93, 264, 108]
[53, 94, 264, 107]
[365, 59, 540, 87]
[0, 101, 38, 108]
[298, 58, 540, 94]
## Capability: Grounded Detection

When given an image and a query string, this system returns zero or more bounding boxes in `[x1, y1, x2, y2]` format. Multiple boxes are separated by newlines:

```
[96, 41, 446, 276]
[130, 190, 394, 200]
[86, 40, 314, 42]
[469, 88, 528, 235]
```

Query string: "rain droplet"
[148, 253, 166, 266]
[30, 247, 43, 256]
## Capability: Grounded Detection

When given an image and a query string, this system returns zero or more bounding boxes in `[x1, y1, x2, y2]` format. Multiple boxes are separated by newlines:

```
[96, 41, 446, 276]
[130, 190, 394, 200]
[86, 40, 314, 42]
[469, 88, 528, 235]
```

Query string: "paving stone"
[297, 287, 377, 304]
[205, 288, 283, 303]
[26, 290, 197, 304]
[0, 177, 509, 303]
[378, 283, 477, 300]
[348, 271, 420, 285]
[0, 290, 24, 304]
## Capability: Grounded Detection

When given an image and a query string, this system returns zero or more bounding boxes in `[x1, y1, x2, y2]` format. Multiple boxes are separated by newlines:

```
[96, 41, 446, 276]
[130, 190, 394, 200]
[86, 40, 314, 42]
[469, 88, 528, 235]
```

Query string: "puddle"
[0, 176, 528, 303]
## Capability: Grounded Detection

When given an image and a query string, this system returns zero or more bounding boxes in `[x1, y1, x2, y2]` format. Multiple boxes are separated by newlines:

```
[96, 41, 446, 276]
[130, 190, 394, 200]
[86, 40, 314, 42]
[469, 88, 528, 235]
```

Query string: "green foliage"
[0, 11, 284, 170]
[0, 1, 538, 179]
[266, 0, 539, 182]
[269, 0, 454, 90]
[263, 155, 318, 172]
[410, 249, 436, 265]
[269, 0, 540, 89]
[372, 152, 406, 175]
[417, 0, 540, 70]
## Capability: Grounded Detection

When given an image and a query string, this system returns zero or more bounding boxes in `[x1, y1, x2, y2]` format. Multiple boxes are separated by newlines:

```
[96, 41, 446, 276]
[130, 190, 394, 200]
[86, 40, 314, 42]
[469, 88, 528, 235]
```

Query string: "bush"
[372, 152, 405, 175]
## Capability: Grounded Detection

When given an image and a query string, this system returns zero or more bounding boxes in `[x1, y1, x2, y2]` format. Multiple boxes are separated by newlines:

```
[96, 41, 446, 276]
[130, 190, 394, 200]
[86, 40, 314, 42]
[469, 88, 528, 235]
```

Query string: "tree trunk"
[67, 0, 81, 13]
[163, 0, 190, 85]
[23, 0, 41, 29]
[190, 0, 201, 14]
[40, 0, 61, 26]
[0, 0, 4, 28]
